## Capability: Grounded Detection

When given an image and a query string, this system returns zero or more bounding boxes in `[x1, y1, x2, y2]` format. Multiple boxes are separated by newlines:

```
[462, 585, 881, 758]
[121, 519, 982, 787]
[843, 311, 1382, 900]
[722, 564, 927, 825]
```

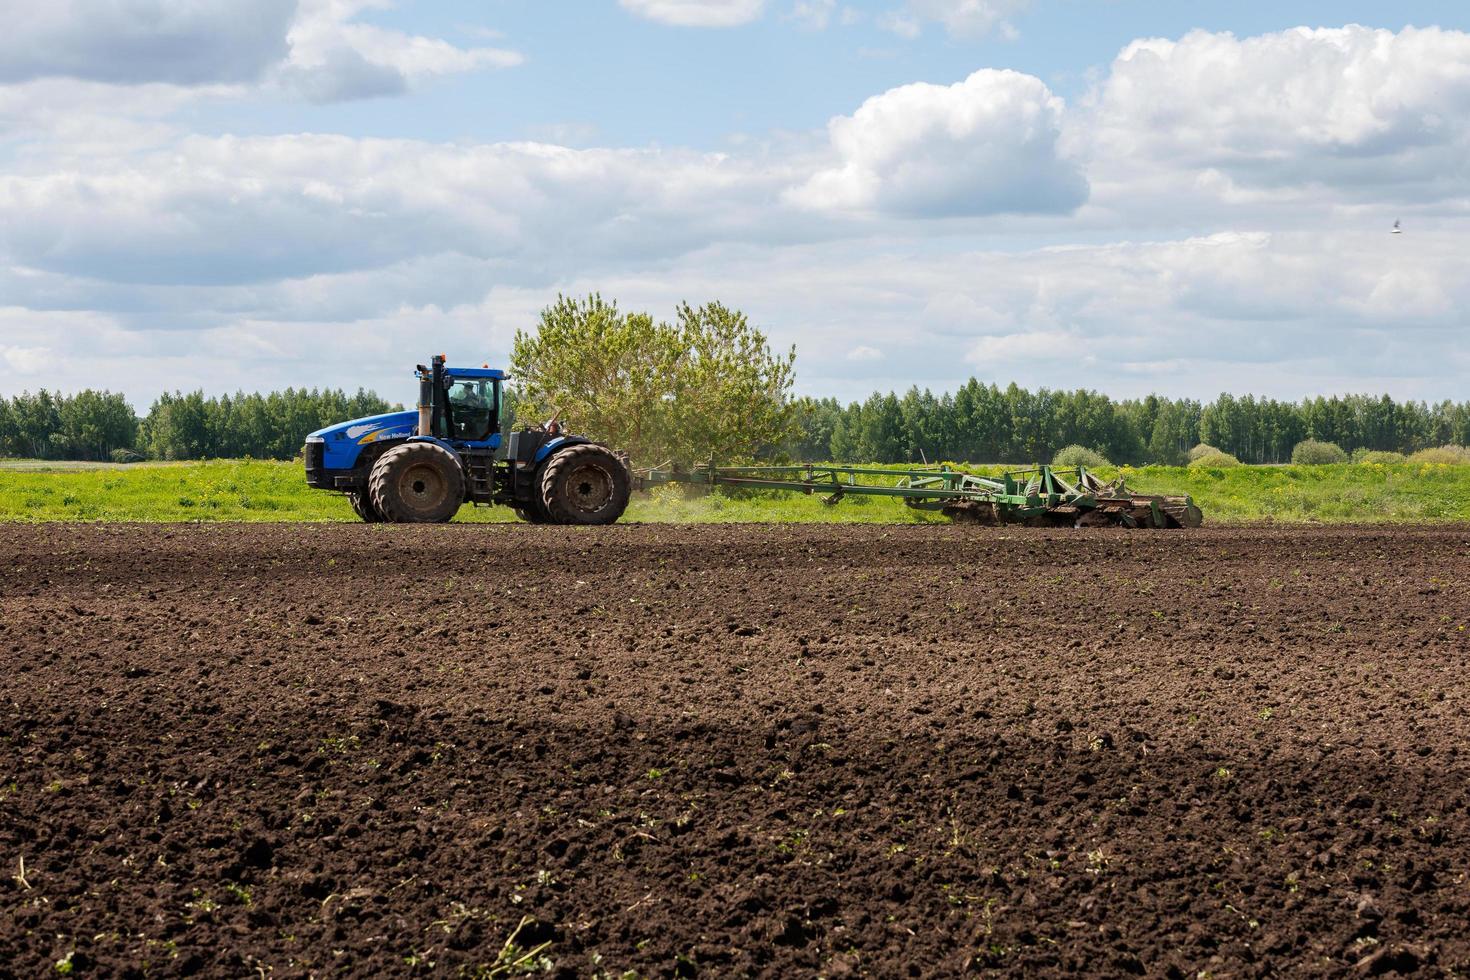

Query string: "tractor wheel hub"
[401, 464, 446, 505]
[568, 464, 613, 512]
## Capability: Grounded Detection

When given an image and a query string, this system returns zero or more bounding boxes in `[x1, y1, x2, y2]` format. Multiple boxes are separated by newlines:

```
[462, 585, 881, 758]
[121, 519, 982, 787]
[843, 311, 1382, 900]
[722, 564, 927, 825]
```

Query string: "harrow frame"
[635, 462, 1202, 528]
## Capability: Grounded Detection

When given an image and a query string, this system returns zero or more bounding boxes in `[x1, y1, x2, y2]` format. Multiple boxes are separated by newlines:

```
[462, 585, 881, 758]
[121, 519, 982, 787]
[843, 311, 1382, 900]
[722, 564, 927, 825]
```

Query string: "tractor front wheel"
[369, 443, 464, 523]
[347, 491, 384, 523]
[539, 445, 630, 525]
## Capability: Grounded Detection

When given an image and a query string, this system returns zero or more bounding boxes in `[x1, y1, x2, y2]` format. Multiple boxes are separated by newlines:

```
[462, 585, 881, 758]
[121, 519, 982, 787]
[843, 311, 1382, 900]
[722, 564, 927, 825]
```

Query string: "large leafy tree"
[510, 295, 797, 465]
[663, 301, 798, 464]
[509, 295, 680, 461]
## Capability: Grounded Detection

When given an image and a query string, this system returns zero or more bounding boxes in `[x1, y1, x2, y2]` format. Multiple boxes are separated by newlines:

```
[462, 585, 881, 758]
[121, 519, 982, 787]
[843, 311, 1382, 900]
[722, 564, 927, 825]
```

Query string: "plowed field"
[3, 524, 1469, 977]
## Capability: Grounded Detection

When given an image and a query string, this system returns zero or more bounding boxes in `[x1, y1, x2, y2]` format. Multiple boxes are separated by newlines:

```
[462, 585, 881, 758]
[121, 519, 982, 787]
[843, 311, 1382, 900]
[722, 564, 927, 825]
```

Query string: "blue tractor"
[303, 355, 631, 524]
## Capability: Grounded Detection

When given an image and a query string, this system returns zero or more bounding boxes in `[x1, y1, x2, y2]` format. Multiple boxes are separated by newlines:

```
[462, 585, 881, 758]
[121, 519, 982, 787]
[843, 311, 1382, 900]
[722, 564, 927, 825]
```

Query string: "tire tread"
[369, 443, 464, 523]
[538, 444, 631, 525]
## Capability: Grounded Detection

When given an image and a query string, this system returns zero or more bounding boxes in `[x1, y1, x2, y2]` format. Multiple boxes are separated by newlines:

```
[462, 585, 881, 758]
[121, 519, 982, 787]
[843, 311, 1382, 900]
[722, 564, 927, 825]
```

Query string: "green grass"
[1, 458, 1469, 524]
[0, 460, 381, 523]
[1119, 460, 1470, 523]
[0, 458, 199, 472]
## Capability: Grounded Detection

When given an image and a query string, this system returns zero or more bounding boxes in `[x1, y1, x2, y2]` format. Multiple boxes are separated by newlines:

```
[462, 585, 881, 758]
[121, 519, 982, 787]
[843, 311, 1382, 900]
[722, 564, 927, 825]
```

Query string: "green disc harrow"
[636, 463, 1203, 528]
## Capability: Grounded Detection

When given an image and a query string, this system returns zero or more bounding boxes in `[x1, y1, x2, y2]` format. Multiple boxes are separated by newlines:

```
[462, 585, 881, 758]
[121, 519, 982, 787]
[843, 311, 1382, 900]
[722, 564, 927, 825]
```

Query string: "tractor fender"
[406, 435, 464, 467]
[392, 435, 466, 484]
[532, 435, 589, 466]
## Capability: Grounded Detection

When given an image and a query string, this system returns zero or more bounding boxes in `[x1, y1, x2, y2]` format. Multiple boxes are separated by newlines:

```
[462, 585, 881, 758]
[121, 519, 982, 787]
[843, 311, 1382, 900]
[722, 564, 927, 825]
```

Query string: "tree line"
[786, 386, 1470, 465]
[505, 297, 1470, 466]
[0, 388, 396, 462]
[3, 376, 1466, 467]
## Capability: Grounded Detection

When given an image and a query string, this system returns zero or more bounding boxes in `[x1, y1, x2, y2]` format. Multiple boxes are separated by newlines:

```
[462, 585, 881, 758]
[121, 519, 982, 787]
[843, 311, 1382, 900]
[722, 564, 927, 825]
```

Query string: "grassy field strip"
[0, 459, 203, 472]
[2, 458, 1470, 523]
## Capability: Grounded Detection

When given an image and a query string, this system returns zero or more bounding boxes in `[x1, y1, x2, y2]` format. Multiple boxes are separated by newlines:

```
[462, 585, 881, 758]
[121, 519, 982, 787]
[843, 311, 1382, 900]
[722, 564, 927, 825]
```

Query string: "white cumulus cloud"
[0, 0, 298, 85]
[280, 0, 522, 101]
[1085, 26, 1470, 205]
[0, 0, 520, 102]
[1, 342, 52, 374]
[788, 68, 1087, 217]
[0, 134, 800, 287]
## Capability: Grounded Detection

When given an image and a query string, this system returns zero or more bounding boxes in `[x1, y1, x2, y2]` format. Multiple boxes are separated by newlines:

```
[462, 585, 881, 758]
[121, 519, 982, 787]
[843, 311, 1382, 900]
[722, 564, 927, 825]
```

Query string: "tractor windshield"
[446, 378, 498, 441]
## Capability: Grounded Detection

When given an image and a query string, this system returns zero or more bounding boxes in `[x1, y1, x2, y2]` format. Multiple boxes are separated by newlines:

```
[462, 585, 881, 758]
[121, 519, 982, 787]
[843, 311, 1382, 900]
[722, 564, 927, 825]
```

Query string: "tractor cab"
[418, 358, 504, 448]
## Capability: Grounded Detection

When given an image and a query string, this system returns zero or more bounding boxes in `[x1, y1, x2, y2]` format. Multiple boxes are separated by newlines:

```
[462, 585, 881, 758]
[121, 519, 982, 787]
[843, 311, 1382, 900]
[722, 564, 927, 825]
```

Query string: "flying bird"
[1392, 219, 1402, 234]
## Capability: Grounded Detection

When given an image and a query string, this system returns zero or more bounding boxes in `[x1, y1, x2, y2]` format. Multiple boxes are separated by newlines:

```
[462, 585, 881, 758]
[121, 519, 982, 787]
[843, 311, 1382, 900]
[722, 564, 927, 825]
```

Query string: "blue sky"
[2, 1, 1469, 409]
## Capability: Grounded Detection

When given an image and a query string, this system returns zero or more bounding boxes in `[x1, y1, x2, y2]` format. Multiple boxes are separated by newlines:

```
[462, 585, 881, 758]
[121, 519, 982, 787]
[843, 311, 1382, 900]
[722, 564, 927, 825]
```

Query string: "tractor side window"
[446, 380, 496, 441]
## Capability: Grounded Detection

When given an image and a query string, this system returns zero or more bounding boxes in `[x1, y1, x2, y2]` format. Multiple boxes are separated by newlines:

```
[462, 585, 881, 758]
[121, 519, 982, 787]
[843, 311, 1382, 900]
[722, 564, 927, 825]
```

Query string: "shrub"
[1408, 445, 1470, 465]
[109, 448, 145, 464]
[1051, 444, 1111, 468]
[1188, 448, 1241, 468]
[1353, 449, 1406, 464]
[1291, 439, 1348, 465]
[1187, 443, 1221, 463]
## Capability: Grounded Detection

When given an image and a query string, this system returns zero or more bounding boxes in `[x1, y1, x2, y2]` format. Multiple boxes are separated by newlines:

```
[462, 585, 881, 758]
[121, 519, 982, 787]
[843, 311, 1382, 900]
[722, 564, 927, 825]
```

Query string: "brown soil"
[2, 523, 1469, 977]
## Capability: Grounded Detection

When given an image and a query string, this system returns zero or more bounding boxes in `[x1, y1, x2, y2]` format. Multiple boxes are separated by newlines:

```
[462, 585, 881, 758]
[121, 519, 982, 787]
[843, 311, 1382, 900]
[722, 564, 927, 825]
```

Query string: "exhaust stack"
[416, 354, 447, 437]
[416, 365, 433, 437]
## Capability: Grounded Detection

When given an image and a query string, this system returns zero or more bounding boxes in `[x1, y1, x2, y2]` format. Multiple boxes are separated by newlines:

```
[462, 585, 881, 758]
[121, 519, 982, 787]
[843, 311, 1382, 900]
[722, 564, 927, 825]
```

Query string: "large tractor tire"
[538, 444, 631, 525]
[347, 491, 384, 523]
[368, 442, 464, 523]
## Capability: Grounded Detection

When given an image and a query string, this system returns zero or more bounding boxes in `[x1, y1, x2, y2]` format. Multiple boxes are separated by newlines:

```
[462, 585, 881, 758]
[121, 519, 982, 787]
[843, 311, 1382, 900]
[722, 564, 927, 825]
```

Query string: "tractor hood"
[309, 410, 418, 445]
[309, 410, 418, 470]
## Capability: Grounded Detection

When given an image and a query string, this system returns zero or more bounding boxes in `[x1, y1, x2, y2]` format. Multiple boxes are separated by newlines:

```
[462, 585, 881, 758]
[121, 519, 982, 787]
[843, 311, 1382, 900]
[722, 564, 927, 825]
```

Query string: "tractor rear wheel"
[369, 443, 464, 523]
[347, 491, 384, 523]
[539, 444, 630, 525]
